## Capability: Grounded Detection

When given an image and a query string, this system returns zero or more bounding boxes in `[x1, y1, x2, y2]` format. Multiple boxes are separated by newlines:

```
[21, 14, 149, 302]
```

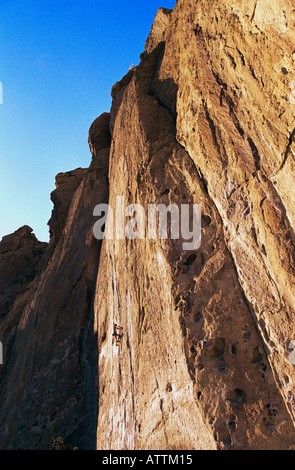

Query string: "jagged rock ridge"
[0, 0, 295, 450]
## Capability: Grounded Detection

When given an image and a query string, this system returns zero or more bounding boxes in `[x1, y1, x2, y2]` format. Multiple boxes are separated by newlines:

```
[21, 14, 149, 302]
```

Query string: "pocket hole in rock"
[181, 265, 190, 274]
[218, 362, 228, 373]
[190, 345, 197, 356]
[185, 253, 197, 266]
[252, 346, 263, 364]
[213, 338, 225, 359]
[227, 388, 247, 406]
[243, 331, 251, 340]
[202, 214, 212, 227]
[166, 383, 173, 392]
[194, 312, 202, 323]
[221, 434, 232, 447]
[228, 417, 237, 431]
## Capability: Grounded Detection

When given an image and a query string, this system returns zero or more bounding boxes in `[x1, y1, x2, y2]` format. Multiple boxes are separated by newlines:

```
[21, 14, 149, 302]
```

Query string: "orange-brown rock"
[48, 167, 88, 244]
[95, 0, 295, 450]
[0, 115, 110, 449]
[0, 226, 47, 319]
[144, 7, 172, 54]
[1, 0, 295, 451]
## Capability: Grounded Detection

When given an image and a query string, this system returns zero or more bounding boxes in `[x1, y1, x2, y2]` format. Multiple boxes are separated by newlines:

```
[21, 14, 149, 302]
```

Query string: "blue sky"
[0, 0, 175, 242]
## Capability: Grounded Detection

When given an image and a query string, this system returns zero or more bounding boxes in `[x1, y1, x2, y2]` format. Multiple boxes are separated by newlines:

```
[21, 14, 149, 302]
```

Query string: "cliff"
[0, 0, 295, 450]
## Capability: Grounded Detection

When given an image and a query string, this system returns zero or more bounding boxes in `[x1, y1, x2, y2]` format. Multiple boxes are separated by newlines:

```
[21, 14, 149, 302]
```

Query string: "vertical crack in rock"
[154, 0, 295, 447]
[95, 38, 217, 451]
[277, 127, 295, 174]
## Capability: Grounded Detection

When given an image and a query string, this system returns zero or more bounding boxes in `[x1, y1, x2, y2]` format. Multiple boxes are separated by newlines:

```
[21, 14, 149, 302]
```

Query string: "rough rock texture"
[144, 7, 172, 54]
[48, 168, 88, 245]
[95, 0, 295, 450]
[0, 115, 110, 449]
[0, 226, 47, 319]
[1, 0, 295, 450]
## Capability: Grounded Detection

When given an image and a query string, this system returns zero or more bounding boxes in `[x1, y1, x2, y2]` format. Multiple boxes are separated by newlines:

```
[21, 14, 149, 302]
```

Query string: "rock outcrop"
[0, 226, 47, 319]
[48, 168, 88, 245]
[144, 7, 172, 54]
[0, 115, 110, 449]
[0, 0, 295, 450]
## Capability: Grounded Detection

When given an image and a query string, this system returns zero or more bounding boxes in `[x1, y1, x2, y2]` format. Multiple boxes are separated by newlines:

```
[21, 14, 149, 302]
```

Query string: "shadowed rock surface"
[0, 226, 47, 319]
[1, 0, 295, 450]
[48, 168, 88, 245]
[0, 115, 110, 449]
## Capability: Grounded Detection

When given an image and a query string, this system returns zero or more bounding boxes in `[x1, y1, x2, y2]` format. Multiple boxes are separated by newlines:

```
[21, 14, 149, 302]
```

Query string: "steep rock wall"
[94, 0, 295, 450]
[0, 114, 110, 449]
[0, 226, 47, 319]
[0, 0, 295, 451]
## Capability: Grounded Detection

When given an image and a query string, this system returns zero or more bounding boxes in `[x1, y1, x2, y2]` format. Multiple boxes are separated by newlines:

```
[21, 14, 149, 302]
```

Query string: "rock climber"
[113, 323, 123, 345]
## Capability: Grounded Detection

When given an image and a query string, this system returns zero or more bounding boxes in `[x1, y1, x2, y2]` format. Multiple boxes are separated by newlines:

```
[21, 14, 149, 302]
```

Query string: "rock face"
[0, 226, 47, 319]
[0, 115, 110, 449]
[144, 7, 172, 54]
[48, 168, 88, 245]
[1, 0, 295, 450]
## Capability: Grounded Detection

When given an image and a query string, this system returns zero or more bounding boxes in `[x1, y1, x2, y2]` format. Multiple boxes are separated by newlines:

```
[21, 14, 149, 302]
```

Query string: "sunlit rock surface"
[0, 0, 295, 450]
